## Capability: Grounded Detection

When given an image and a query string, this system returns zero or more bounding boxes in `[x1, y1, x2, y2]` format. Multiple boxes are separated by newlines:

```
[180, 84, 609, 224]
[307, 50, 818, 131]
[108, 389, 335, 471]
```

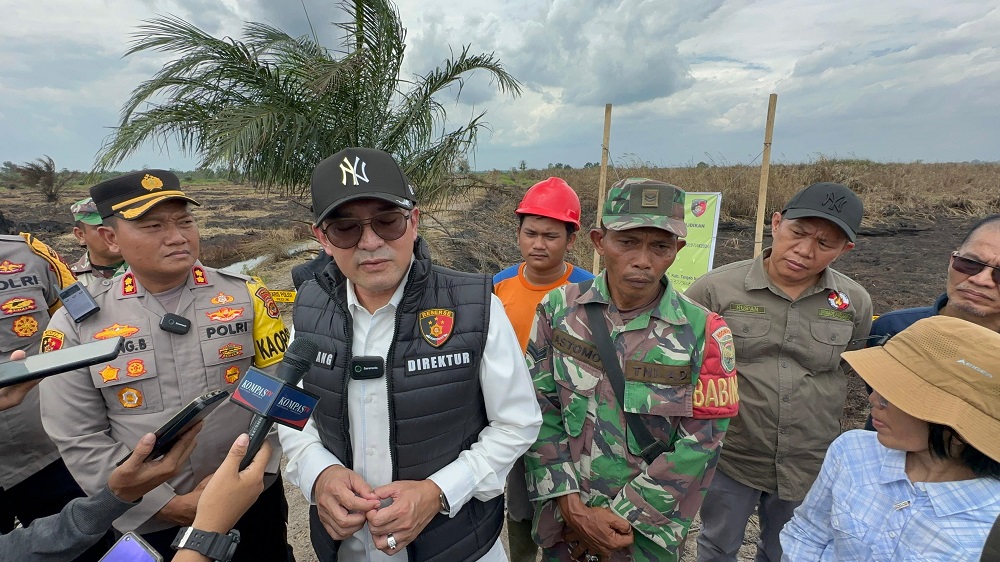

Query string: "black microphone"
[241, 337, 319, 469]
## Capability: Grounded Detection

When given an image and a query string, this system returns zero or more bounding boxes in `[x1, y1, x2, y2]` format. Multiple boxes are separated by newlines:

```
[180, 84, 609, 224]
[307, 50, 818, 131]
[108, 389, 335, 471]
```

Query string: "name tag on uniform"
[350, 356, 384, 380]
[552, 329, 602, 369]
[624, 361, 690, 386]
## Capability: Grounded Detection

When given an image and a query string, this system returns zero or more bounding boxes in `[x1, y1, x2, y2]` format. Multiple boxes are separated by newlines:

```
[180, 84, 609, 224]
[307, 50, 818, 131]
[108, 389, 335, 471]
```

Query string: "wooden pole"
[753, 93, 778, 258]
[592, 103, 613, 274]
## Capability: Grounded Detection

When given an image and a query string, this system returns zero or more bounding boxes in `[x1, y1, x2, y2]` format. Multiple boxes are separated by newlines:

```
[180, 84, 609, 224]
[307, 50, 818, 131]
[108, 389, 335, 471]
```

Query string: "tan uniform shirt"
[685, 249, 872, 501]
[0, 234, 75, 489]
[39, 263, 289, 532]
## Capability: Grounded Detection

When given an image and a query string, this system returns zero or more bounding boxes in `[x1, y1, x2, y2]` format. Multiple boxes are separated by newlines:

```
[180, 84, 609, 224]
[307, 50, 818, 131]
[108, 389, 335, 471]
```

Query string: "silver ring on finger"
[387, 533, 397, 550]
[585, 555, 599, 562]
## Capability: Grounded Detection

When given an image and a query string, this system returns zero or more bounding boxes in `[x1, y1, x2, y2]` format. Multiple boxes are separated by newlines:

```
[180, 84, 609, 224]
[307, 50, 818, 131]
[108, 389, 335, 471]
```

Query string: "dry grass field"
[3, 158, 999, 561]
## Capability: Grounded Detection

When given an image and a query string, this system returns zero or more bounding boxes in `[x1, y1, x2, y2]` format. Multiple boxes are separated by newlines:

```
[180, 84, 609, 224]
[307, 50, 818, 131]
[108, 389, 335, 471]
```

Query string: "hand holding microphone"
[230, 337, 320, 469]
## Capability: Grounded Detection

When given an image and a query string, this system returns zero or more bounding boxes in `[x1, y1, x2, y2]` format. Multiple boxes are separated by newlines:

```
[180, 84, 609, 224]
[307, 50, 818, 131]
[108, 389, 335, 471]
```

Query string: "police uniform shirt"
[0, 234, 76, 489]
[38, 263, 289, 533]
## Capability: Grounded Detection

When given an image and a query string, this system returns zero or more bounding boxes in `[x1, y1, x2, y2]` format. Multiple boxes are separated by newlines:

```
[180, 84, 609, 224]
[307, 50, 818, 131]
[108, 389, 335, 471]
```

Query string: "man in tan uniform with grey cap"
[39, 170, 295, 561]
[686, 182, 873, 562]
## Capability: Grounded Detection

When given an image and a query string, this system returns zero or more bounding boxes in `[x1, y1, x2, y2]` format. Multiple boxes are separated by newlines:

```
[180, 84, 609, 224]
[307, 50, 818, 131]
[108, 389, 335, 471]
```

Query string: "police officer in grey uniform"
[0, 232, 113, 561]
[39, 170, 295, 561]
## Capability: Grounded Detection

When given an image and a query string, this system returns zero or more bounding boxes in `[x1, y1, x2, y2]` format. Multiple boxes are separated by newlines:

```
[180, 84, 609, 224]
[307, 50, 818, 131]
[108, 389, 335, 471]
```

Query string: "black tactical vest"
[294, 238, 503, 561]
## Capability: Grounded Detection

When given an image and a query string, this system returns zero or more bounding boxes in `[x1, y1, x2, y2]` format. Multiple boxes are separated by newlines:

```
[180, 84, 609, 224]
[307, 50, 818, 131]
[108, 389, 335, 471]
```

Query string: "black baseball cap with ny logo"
[310, 147, 417, 226]
[781, 182, 864, 242]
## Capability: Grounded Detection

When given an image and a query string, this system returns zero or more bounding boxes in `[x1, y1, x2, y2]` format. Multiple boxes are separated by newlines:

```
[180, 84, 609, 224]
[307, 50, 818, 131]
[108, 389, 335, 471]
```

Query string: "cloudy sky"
[1, 0, 997, 173]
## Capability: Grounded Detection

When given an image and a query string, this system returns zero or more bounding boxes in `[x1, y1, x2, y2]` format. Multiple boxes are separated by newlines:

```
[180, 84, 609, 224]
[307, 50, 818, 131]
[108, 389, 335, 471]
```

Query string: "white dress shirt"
[280, 269, 542, 562]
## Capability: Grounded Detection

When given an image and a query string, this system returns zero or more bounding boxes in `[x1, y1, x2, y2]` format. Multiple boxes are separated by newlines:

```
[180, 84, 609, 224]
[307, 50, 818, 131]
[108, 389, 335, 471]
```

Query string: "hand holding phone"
[0, 337, 124, 388]
[117, 390, 229, 466]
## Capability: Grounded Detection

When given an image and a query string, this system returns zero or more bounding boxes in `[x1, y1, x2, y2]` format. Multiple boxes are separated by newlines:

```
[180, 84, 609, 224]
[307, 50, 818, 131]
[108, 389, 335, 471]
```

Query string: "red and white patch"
[255, 287, 279, 319]
[41, 329, 65, 352]
[126, 359, 147, 377]
[192, 266, 209, 285]
[94, 323, 140, 340]
[206, 307, 244, 322]
[218, 342, 244, 359]
[211, 292, 235, 305]
[0, 260, 26, 274]
[122, 273, 138, 296]
[1, 297, 36, 315]
[827, 290, 850, 311]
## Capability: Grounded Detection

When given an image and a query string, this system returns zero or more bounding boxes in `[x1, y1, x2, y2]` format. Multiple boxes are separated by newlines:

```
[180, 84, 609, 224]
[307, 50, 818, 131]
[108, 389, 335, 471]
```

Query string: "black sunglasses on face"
[951, 252, 1000, 284]
[323, 210, 411, 249]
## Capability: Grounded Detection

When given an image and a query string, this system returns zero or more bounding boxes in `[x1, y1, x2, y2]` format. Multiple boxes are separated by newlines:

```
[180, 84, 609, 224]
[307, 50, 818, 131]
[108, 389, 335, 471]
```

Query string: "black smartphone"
[99, 532, 162, 562]
[58, 281, 101, 323]
[0, 337, 124, 388]
[116, 389, 229, 465]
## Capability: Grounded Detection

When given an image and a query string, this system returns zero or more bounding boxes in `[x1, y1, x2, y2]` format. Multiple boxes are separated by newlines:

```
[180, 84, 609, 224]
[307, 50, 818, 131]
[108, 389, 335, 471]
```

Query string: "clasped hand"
[313, 466, 442, 556]
[557, 494, 633, 559]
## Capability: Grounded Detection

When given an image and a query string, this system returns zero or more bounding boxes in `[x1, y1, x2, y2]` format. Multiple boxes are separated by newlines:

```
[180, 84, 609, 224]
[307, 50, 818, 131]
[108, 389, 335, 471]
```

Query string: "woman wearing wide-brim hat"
[780, 315, 1000, 561]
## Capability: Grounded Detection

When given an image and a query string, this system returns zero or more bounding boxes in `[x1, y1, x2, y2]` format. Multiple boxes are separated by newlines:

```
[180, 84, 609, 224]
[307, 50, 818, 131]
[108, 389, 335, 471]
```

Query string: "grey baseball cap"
[782, 182, 863, 242]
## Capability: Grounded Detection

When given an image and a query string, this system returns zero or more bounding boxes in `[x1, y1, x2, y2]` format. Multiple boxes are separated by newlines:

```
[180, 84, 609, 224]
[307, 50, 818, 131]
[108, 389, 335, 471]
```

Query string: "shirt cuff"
[428, 458, 476, 517]
[113, 483, 176, 533]
[297, 448, 344, 504]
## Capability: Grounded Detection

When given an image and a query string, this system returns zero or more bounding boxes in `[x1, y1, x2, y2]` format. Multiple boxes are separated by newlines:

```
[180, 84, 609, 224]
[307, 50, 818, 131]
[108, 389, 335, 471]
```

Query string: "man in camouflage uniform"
[524, 179, 739, 562]
[68, 197, 124, 286]
[39, 170, 294, 561]
[0, 232, 114, 561]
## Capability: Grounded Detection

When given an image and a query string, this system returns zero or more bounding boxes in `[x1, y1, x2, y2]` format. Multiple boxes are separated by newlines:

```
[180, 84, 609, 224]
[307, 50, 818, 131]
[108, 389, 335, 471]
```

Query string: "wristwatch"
[439, 492, 451, 514]
[171, 527, 241, 561]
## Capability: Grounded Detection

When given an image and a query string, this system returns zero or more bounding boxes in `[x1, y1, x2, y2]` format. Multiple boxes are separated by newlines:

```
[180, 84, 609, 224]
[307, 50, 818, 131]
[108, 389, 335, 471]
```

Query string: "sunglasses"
[951, 252, 1000, 284]
[322, 210, 411, 249]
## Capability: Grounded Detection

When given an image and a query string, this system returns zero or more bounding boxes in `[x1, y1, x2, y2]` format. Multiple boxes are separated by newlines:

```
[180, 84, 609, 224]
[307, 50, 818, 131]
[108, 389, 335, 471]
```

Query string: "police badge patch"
[418, 308, 455, 348]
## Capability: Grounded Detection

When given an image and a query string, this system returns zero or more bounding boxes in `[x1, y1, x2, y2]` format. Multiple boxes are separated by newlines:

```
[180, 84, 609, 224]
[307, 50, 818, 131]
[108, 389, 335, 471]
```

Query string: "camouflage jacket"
[69, 251, 120, 287]
[524, 273, 738, 562]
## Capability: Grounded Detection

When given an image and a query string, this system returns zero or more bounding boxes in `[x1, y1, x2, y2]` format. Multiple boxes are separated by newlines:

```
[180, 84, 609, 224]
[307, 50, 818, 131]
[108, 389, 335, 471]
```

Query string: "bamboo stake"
[592, 103, 613, 274]
[753, 93, 778, 258]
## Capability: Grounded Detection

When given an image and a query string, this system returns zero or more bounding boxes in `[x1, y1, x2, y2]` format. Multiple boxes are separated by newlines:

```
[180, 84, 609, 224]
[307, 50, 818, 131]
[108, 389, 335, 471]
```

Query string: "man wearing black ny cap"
[38, 170, 294, 561]
[279, 147, 541, 561]
[685, 183, 873, 562]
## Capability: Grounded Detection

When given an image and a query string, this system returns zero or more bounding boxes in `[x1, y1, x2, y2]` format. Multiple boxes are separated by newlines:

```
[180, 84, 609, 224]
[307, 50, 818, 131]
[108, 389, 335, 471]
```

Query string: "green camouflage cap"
[601, 178, 687, 237]
[70, 197, 102, 225]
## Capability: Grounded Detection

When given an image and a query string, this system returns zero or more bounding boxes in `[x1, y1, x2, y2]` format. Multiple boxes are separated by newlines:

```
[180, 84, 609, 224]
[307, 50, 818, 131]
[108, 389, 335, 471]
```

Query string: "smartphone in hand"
[117, 389, 229, 465]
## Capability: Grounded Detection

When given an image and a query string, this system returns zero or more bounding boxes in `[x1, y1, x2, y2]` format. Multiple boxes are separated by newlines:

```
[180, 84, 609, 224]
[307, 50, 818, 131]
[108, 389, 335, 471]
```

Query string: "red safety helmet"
[515, 177, 582, 230]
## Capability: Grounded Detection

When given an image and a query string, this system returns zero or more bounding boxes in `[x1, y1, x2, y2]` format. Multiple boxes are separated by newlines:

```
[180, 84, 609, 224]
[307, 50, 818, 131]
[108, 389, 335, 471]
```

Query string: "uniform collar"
[576, 270, 689, 325]
[116, 262, 211, 299]
[878, 444, 1000, 517]
[748, 247, 841, 298]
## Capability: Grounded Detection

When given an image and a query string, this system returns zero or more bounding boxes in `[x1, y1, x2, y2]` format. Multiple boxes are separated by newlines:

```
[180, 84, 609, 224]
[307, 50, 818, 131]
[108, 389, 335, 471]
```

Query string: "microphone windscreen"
[283, 337, 319, 373]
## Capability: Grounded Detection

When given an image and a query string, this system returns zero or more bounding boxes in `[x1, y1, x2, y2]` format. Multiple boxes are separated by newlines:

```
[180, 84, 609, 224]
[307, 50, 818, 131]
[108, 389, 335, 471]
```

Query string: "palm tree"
[11, 155, 79, 203]
[96, 0, 521, 203]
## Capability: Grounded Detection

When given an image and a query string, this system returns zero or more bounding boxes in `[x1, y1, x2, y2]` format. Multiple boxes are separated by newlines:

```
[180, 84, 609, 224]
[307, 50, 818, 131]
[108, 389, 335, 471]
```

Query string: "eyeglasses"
[951, 252, 1000, 284]
[322, 211, 411, 249]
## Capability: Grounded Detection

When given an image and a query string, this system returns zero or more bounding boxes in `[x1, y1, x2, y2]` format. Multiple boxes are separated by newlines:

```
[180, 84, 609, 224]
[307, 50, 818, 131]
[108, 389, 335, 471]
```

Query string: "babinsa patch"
[712, 326, 736, 373]
[419, 308, 455, 347]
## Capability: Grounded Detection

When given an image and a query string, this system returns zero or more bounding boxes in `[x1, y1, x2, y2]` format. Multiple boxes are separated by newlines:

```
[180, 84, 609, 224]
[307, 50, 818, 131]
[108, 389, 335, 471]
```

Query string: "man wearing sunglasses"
[280, 147, 542, 562]
[862, 214, 1000, 430]
[685, 182, 873, 562]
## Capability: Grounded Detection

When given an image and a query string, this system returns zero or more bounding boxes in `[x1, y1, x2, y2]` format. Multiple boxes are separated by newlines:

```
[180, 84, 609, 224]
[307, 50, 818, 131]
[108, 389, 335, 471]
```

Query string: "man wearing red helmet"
[493, 177, 594, 562]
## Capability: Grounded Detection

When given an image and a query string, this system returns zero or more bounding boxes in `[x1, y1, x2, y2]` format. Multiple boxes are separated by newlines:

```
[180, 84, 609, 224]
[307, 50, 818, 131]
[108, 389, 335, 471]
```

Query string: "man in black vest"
[279, 147, 542, 562]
